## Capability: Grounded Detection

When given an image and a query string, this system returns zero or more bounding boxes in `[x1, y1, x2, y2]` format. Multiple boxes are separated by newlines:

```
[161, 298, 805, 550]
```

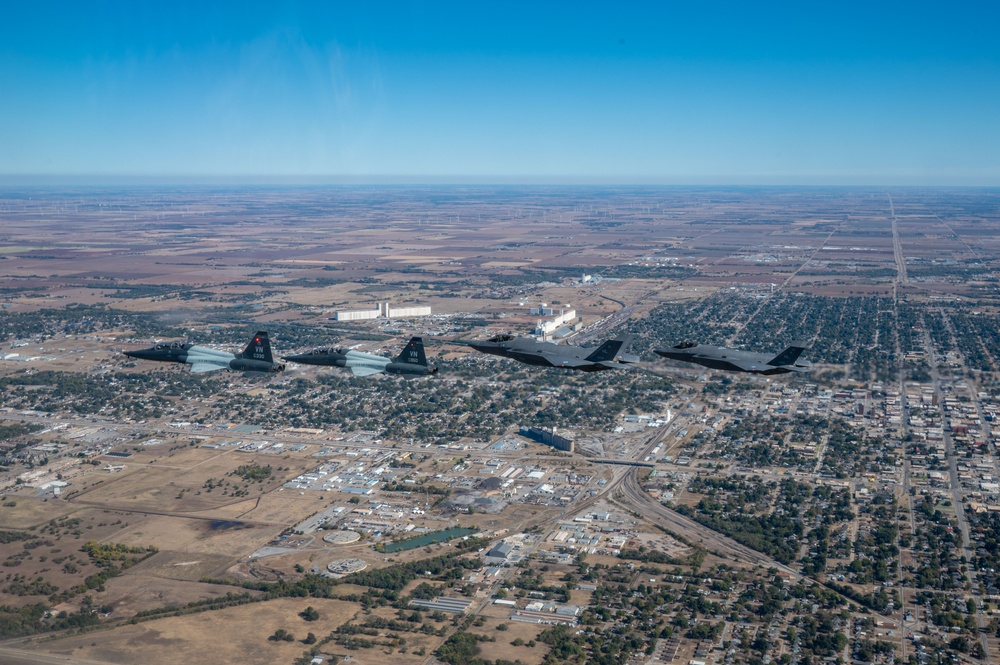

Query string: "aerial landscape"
[0, 185, 998, 665]
[2, 3, 999, 665]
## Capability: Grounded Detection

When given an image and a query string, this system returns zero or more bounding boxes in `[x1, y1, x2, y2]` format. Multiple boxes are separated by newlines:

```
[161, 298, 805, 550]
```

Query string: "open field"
[21, 597, 359, 665]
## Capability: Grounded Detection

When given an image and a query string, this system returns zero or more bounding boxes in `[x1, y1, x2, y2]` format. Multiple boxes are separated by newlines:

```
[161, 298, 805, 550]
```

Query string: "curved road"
[612, 468, 800, 577]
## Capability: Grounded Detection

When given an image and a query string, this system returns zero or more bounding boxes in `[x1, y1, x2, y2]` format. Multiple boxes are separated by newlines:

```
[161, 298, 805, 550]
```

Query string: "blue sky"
[1, 1, 998, 184]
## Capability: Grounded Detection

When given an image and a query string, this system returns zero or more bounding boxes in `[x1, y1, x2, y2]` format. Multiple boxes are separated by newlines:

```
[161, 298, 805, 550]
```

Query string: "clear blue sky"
[2, 1, 998, 185]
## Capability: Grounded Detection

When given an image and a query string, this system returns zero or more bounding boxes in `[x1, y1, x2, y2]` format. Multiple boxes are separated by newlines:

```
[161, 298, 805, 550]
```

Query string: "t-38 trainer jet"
[124, 331, 285, 373]
[282, 336, 437, 377]
[654, 341, 811, 375]
[465, 334, 639, 372]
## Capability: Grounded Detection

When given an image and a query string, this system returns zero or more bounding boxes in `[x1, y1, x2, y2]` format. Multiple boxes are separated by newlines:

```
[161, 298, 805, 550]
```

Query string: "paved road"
[0, 646, 119, 665]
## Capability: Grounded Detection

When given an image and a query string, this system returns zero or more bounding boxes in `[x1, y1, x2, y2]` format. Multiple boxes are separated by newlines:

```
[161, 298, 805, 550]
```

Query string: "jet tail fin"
[241, 331, 274, 363]
[767, 341, 808, 367]
[394, 337, 428, 366]
[585, 335, 631, 363]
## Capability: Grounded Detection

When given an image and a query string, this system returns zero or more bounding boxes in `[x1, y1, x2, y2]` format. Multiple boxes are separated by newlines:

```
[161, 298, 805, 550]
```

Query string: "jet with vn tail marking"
[282, 336, 437, 377]
[654, 340, 811, 375]
[124, 331, 285, 373]
[465, 334, 639, 372]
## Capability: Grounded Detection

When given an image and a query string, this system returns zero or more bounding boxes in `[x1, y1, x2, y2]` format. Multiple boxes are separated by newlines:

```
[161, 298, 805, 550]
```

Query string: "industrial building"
[520, 426, 574, 453]
[409, 596, 474, 614]
[484, 541, 514, 564]
[334, 308, 380, 321]
[530, 304, 579, 337]
[333, 302, 432, 321]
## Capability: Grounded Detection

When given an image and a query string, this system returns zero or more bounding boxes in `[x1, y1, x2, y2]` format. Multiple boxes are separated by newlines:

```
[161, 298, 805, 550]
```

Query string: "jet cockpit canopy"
[310, 347, 348, 356]
[674, 341, 698, 349]
[154, 341, 187, 350]
[489, 333, 516, 343]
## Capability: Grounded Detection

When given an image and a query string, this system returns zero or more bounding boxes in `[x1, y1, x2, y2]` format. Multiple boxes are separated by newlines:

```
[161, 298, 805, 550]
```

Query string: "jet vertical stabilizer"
[395, 336, 427, 366]
[585, 335, 630, 363]
[241, 331, 274, 363]
[386, 337, 437, 376]
[766, 341, 808, 367]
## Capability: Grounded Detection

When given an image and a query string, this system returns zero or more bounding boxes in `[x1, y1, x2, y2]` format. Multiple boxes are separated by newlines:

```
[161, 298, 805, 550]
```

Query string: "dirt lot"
[98, 513, 278, 557]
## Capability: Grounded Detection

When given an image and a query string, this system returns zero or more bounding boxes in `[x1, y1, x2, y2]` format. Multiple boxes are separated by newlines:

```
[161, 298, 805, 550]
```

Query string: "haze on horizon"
[2, 2, 998, 186]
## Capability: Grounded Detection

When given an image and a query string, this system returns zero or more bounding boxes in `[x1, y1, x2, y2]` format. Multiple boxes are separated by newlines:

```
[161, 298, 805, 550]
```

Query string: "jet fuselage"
[654, 342, 810, 375]
[282, 337, 436, 377]
[466, 334, 639, 372]
[124, 333, 285, 373]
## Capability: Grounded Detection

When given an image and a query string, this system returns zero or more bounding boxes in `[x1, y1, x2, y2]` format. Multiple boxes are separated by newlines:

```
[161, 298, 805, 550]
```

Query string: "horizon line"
[1, 174, 999, 188]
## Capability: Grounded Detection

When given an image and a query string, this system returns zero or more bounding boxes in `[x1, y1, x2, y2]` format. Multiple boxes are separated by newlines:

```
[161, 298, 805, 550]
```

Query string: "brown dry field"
[90, 512, 275, 558]
[27, 597, 360, 665]
[99, 571, 260, 615]
[0, 188, 993, 337]
[0, 188, 986, 312]
[67, 451, 312, 516]
[0, 496, 79, 529]
[466, 616, 548, 665]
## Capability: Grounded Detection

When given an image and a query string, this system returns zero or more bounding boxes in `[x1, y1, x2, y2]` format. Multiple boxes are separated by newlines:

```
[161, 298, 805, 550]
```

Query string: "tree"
[300, 606, 320, 621]
[269, 628, 295, 642]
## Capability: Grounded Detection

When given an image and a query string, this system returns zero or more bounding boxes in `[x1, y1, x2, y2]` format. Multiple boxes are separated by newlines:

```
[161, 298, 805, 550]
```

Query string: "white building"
[334, 302, 431, 320]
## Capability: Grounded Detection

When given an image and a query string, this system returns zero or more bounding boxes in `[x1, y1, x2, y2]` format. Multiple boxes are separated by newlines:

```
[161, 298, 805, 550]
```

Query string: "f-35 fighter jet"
[654, 341, 811, 375]
[124, 331, 285, 373]
[282, 337, 437, 377]
[466, 334, 639, 372]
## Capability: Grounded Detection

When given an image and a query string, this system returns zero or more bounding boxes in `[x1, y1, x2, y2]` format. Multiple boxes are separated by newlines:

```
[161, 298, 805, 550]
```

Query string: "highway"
[612, 467, 800, 577]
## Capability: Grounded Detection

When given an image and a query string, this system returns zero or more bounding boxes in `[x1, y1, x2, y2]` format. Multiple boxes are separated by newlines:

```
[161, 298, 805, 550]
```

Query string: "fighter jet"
[282, 336, 437, 377]
[465, 334, 639, 372]
[123, 331, 285, 373]
[654, 341, 811, 375]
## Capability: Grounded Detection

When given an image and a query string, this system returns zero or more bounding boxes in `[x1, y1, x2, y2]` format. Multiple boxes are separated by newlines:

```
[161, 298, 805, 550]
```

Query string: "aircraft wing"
[553, 358, 592, 369]
[190, 363, 223, 373]
[506, 350, 555, 367]
[349, 366, 385, 377]
[727, 360, 763, 373]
